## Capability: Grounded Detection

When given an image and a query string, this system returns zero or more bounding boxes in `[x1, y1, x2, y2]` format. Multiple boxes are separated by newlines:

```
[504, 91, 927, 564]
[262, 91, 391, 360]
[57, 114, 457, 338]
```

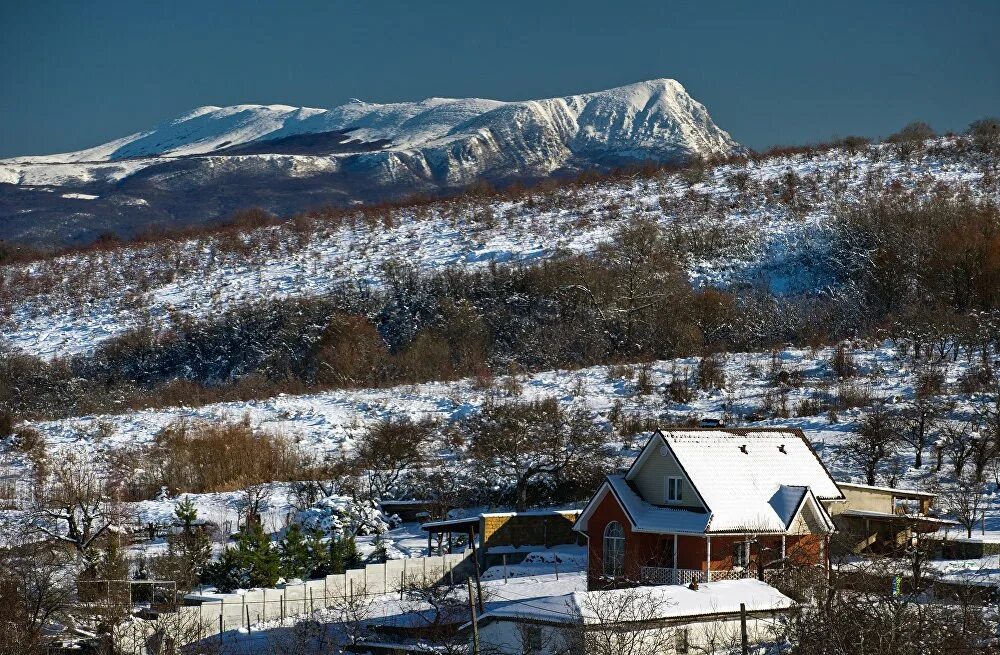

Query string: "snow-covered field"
[3, 139, 993, 360]
[7, 341, 1000, 553]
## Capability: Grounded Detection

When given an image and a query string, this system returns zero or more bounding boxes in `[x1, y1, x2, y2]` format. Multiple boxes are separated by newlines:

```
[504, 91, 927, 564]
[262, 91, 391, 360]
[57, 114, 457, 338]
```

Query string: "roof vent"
[778, 444, 787, 454]
[739, 444, 748, 454]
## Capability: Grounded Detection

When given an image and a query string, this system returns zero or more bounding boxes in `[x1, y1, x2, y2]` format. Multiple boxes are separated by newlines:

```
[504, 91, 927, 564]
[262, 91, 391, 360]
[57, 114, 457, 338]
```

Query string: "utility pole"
[467, 578, 480, 655]
[468, 526, 485, 613]
[740, 602, 748, 655]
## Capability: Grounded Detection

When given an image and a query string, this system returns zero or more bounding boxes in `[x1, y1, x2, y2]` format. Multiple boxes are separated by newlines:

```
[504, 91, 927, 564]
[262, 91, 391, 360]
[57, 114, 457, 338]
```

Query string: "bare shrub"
[696, 353, 726, 390]
[145, 417, 309, 494]
[830, 344, 857, 378]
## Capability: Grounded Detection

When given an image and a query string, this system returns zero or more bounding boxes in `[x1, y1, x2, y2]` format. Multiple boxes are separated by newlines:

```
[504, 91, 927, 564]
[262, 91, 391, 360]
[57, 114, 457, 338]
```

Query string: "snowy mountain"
[0, 79, 738, 244]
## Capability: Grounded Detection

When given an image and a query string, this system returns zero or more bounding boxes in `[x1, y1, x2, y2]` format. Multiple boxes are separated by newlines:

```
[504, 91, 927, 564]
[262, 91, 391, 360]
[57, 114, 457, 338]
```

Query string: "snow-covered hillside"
[1, 137, 992, 360]
[6, 342, 1000, 547]
[0, 79, 739, 244]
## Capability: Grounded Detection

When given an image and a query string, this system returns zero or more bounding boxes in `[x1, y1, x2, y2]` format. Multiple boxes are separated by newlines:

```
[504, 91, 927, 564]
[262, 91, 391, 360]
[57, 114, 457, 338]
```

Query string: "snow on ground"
[7, 340, 1000, 552]
[3, 139, 993, 360]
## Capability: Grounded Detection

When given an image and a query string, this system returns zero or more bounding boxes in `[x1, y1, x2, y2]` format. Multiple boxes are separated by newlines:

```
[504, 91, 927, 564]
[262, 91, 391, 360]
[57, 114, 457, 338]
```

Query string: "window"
[733, 541, 750, 569]
[662, 537, 675, 568]
[666, 476, 684, 504]
[603, 521, 625, 577]
[675, 627, 690, 654]
[520, 624, 543, 654]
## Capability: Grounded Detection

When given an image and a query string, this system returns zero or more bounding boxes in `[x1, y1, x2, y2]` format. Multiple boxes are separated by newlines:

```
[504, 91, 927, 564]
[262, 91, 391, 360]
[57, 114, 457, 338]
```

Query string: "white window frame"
[665, 476, 684, 504]
[603, 521, 625, 577]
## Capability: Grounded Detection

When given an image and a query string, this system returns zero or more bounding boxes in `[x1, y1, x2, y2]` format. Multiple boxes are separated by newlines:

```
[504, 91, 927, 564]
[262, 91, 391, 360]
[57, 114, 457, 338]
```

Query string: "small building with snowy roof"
[468, 578, 794, 655]
[574, 428, 843, 589]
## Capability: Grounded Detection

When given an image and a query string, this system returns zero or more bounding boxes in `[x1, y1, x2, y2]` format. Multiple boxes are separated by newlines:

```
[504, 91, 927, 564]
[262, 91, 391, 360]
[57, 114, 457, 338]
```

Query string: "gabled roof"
[620, 428, 842, 534]
[574, 476, 710, 535]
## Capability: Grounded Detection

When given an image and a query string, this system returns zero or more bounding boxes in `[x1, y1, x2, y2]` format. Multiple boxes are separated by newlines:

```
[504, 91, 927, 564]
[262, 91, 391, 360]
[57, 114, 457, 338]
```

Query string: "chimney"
[778, 444, 787, 454]
[739, 444, 748, 454]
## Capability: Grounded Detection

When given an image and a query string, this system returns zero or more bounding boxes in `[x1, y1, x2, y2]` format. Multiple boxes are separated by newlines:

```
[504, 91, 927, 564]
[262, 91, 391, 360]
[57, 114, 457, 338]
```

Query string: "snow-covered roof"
[574, 476, 711, 535]
[623, 429, 842, 533]
[837, 482, 937, 499]
[476, 579, 794, 626]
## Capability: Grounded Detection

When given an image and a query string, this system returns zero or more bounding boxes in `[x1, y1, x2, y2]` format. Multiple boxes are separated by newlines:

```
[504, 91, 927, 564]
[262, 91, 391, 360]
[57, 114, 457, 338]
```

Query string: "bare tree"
[352, 417, 432, 502]
[899, 371, 949, 468]
[840, 402, 901, 485]
[940, 474, 989, 539]
[467, 397, 609, 511]
[0, 539, 74, 655]
[556, 587, 678, 655]
[397, 579, 474, 655]
[327, 582, 376, 649]
[30, 451, 128, 553]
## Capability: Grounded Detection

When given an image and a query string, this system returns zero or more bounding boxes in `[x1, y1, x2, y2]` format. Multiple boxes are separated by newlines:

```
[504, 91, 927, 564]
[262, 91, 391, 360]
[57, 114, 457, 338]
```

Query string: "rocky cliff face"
[0, 79, 738, 244]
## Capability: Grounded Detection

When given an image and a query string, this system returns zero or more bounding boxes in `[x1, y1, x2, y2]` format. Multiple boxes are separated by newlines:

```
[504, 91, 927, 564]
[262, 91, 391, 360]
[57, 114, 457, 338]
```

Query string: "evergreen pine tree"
[370, 532, 389, 564]
[175, 496, 198, 529]
[307, 529, 331, 577]
[279, 524, 312, 580]
[343, 534, 363, 570]
[328, 535, 346, 575]
[203, 522, 280, 592]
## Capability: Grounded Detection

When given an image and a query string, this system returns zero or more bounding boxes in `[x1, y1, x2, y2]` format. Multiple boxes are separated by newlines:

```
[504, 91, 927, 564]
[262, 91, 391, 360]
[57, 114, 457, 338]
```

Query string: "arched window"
[603, 521, 625, 577]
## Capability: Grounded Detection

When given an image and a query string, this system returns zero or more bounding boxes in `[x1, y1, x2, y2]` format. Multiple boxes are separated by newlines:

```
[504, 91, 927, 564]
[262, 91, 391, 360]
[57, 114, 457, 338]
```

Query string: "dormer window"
[666, 476, 684, 504]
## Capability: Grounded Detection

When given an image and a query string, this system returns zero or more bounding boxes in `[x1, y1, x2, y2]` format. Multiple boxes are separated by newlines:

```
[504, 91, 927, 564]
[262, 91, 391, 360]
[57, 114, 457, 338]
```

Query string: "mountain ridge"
[0, 78, 738, 244]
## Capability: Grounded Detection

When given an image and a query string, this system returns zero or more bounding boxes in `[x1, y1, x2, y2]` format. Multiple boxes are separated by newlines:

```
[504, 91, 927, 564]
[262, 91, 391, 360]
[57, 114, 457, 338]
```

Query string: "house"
[574, 428, 843, 588]
[829, 482, 957, 554]
[470, 578, 795, 655]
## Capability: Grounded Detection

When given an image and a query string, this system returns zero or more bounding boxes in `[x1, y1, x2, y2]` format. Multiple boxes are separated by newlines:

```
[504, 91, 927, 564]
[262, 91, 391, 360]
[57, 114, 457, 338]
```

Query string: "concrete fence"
[160, 550, 474, 643]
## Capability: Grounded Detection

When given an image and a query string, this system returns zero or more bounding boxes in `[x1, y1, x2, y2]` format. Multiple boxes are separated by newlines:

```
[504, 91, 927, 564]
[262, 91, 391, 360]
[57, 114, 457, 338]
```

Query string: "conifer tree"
[279, 524, 312, 580]
[308, 529, 331, 577]
[156, 498, 212, 593]
[203, 522, 280, 592]
[329, 535, 346, 575]
[343, 534, 363, 569]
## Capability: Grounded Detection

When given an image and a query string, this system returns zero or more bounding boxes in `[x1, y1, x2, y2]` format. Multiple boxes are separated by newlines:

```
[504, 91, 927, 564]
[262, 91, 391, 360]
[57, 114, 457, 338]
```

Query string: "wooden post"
[401, 571, 405, 600]
[467, 578, 480, 655]
[503, 553, 508, 583]
[280, 596, 284, 621]
[310, 587, 314, 614]
[245, 603, 251, 629]
[468, 527, 484, 613]
[218, 611, 223, 644]
[740, 603, 748, 655]
[427, 530, 433, 556]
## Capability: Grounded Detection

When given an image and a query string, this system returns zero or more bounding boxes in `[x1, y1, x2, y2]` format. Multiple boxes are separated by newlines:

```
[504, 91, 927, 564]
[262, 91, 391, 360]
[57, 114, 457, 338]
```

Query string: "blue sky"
[1, 0, 997, 156]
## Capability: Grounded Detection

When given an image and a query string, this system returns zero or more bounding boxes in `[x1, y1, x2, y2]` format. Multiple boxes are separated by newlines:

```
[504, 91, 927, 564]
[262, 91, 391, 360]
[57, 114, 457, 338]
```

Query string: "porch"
[639, 565, 780, 586]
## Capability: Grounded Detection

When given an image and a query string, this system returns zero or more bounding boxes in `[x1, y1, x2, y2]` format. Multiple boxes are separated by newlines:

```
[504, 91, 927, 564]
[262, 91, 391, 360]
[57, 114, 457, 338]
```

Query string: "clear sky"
[1, 0, 997, 157]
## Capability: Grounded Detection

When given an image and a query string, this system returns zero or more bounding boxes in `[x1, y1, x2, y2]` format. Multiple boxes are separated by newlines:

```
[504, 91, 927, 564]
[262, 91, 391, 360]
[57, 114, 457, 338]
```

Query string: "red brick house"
[574, 428, 844, 589]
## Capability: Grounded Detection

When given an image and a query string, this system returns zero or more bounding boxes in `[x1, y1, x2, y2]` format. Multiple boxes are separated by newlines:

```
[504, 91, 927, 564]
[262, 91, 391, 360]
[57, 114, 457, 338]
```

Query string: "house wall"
[586, 489, 827, 588]
[829, 487, 894, 515]
[586, 491, 664, 585]
[481, 511, 584, 551]
[790, 499, 828, 535]
[631, 438, 703, 509]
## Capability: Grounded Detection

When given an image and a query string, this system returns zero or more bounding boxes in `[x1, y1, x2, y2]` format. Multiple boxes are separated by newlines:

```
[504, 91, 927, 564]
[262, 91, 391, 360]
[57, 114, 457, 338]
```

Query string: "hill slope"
[0, 79, 737, 244]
